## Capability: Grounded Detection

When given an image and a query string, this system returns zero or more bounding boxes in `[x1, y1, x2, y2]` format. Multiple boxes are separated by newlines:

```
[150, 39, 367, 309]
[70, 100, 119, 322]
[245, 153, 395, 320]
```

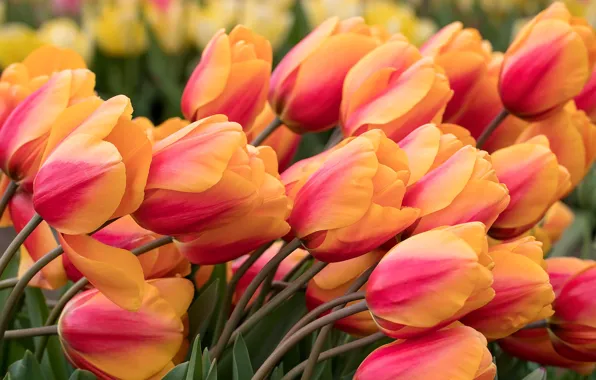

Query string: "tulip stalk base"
[4, 325, 58, 340]
[476, 109, 510, 149]
[0, 181, 17, 221]
[251, 117, 283, 146]
[0, 213, 43, 278]
[0, 277, 18, 290]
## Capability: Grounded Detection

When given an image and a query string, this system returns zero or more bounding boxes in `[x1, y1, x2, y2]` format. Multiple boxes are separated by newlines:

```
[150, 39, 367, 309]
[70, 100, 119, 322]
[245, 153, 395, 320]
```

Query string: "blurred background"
[0, 0, 593, 123]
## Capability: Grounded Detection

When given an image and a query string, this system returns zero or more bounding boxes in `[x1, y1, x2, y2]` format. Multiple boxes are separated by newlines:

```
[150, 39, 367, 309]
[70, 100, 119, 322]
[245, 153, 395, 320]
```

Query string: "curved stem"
[229, 260, 327, 346]
[281, 254, 311, 282]
[0, 245, 63, 348]
[211, 242, 272, 346]
[252, 301, 369, 380]
[476, 109, 509, 149]
[4, 325, 58, 339]
[251, 117, 283, 146]
[0, 181, 17, 221]
[324, 127, 344, 150]
[521, 319, 548, 330]
[0, 277, 18, 290]
[210, 238, 302, 361]
[247, 265, 277, 317]
[300, 264, 376, 380]
[281, 332, 385, 380]
[0, 213, 43, 277]
[281, 291, 366, 343]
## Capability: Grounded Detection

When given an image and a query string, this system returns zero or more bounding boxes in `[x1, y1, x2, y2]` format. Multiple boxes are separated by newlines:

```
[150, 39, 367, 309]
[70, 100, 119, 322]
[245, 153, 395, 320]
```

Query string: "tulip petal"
[22, 45, 87, 77]
[147, 278, 194, 318]
[397, 124, 441, 185]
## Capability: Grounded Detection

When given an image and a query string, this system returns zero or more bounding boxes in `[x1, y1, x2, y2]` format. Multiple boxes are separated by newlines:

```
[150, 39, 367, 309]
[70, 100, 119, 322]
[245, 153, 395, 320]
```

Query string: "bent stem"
[281, 332, 385, 380]
[300, 264, 376, 380]
[251, 117, 283, 146]
[0, 181, 18, 220]
[521, 319, 549, 330]
[0, 278, 18, 290]
[476, 109, 509, 149]
[0, 213, 43, 277]
[210, 238, 302, 361]
[252, 301, 369, 380]
[4, 325, 58, 339]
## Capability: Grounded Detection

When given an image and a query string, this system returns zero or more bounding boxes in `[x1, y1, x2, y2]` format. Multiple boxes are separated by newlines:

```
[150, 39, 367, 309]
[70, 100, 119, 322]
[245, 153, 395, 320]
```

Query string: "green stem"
[476, 109, 509, 149]
[281, 254, 311, 282]
[0, 278, 18, 290]
[251, 117, 283, 146]
[210, 238, 302, 361]
[252, 301, 369, 380]
[0, 181, 17, 221]
[521, 320, 548, 330]
[324, 127, 344, 150]
[0, 213, 43, 277]
[4, 325, 58, 339]
[281, 332, 385, 380]
[247, 265, 277, 317]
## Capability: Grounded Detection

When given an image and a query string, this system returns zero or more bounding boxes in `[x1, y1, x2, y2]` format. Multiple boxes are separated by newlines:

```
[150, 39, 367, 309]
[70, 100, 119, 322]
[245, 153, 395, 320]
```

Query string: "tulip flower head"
[575, 65, 596, 122]
[542, 201, 575, 244]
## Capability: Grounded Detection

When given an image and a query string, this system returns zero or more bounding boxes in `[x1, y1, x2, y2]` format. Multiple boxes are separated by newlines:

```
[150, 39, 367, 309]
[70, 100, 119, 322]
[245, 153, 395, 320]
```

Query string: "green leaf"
[188, 279, 219, 342]
[202, 348, 211, 379]
[68, 370, 97, 380]
[6, 351, 45, 380]
[232, 334, 253, 380]
[522, 368, 546, 380]
[270, 365, 284, 380]
[205, 360, 218, 380]
[163, 363, 189, 380]
[186, 336, 202, 380]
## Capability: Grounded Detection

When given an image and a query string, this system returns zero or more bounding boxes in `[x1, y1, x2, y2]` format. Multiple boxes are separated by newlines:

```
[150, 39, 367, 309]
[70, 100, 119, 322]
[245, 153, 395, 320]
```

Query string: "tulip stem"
[251, 117, 283, 146]
[324, 127, 344, 149]
[476, 109, 509, 149]
[521, 319, 549, 330]
[281, 291, 366, 343]
[33, 236, 174, 362]
[0, 245, 63, 349]
[4, 325, 58, 339]
[0, 213, 43, 278]
[300, 264, 376, 380]
[228, 260, 328, 346]
[211, 242, 272, 346]
[281, 332, 385, 380]
[0, 181, 17, 221]
[247, 266, 277, 317]
[252, 301, 369, 380]
[0, 277, 18, 290]
[210, 238, 302, 361]
[281, 254, 312, 282]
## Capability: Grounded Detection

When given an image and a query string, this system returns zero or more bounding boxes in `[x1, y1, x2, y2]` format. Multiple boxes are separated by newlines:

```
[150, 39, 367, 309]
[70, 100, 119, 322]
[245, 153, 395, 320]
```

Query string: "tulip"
[93, 0, 148, 57]
[144, 0, 187, 55]
[499, 328, 596, 375]
[51, 0, 82, 15]
[269, 17, 384, 133]
[340, 37, 452, 142]
[181, 25, 271, 132]
[236, 0, 295, 49]
[355, 326, 496, 380]
[174, 145, 291, 264]
[546, 256, 594, 294]
[575, 65, 596, 122]
[460, 237, 554, 340]
[133, 115, 284, 238]
[185, 1, 236, 50]
[499, 2, 596, 120]
[0, 24, 43, 68]
[58, 278, 193, 379]
[283, 129, 419, 262]
[134, 116, 190, 144]
[399, 125, 509, 235]
[32, 95, 152, 234]
[542, 201, 575, 244]
[306, 250, 384, 336]
[37, 19, 94, 63]
[233, 241, 309, 305]
[516, 102, 596, 187]
[248, 104, 301, 171]
[489, 136, 571, 239]
[366, 222, 494, 339]
[421, 22, 491, 121]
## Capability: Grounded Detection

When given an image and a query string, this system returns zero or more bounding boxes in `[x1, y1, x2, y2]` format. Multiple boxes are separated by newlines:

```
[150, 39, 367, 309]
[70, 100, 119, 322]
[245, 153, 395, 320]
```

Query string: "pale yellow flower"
[185, 1, 236, 49]
[0, 23, 43, 68]
[144, 0, 187, 54]
[364, 0, 436, 45]
[238, 0, 294, 48]
[302, 0, 362, 27]
[93, 0, 148, 57]
[37, 18, 94, 62]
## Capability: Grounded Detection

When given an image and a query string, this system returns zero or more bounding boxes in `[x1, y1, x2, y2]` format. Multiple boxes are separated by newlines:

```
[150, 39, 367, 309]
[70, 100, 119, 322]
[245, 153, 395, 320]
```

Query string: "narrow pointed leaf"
[232, 334, 253, 380]
[186, 336, 202, 380]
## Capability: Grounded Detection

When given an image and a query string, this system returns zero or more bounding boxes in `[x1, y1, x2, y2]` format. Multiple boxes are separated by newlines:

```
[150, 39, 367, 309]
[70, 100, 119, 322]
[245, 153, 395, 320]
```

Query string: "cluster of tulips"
[2, 1, 596, 379]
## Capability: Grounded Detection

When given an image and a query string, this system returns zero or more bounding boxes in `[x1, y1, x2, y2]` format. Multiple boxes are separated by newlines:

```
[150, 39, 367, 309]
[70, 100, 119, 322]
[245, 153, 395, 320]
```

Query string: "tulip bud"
[499, 2, 596, 120]
[355, 326, 496, 380]
[367, 223, 494, 339]
[575, 66, 596, 122]
[32, 95, 152, 234]
[181, 26, 272, 132]
[340, 37, 452, 142]
[283, 129, 419, 262]
[174, 145, 291, 264]
[38, 19, 93, 63]
[460, 237, 554, 340]
[144, 0, 186, 55]
[58, 278, 193, 379]
[270, 17, 383, 133]
[542, 201, 575, 244]
[306, 251, 384, 336]
[489, 136, 571, 239]
[546, 257, 594, 293]
[516, 102, 596, 187]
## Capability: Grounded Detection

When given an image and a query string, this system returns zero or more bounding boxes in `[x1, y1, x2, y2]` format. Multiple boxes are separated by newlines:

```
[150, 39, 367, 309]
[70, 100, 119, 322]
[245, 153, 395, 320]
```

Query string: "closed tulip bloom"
[32, 95, 152, 234]
[516, 103, 596, 187]
[58, 278, 193, 379]
[490, 136, 571, 240]
[283, 129, 419, 262]
[499, 2, 596, 120]
[421, 22, 491, 121]
[340, 37, 452, 142]
[367, 223, 494, 339]
[174, 145, 291, 264]
[93, 0, 148, 57]
[181, 25, 271, 132]
[144, 0, 187, 55]
[546, 257, 594, 294]
[269, 17, 383, 133]
[399, 125, 509, 235]
[248, 104, 301, 171]
[575, 66, 596, 122]
[134, 115, 275, 237]
[355, 326, 496, 380]
[134, 116, 190, 144]
[460, 238, 554, 340]
[542, 201, 575, 243]
[306, 251, 384, 336]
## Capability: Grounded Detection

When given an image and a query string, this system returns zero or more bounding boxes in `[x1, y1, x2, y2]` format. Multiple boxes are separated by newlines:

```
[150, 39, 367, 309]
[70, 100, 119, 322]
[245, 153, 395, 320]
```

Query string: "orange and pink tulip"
[269, 17, 384, 133]
[355, 326, 496, 380]
[575, 65, 596, 122]
[542, 201, 575, 244]
[181, 26, 272, 133]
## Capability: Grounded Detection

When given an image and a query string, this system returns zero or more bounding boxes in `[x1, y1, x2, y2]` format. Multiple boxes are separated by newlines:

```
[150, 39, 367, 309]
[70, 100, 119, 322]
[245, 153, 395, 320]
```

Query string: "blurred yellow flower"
[364, 0, 436, 45]
[0, 23, 43, 68]
[186, 1, 236, 49]
[38, 18, 94, 63]
[302, 0, 362, 27]
[144, 0, 187, 54]
[92, 0, 148, 57]
[237, 0, 294, 49]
